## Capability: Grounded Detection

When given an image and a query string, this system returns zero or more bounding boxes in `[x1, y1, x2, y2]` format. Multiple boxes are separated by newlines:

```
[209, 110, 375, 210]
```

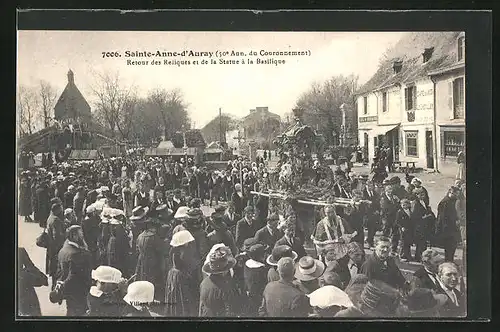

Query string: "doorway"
[425, 130, 434, 169]
[364, 132, 369, 163]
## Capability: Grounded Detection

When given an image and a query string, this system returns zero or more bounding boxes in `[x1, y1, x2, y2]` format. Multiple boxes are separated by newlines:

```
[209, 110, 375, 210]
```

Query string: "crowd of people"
[17, 152, 466, 318]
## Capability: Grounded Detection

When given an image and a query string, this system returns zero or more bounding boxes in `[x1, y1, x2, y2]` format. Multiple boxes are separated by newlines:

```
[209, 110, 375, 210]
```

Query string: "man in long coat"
[35, 179, 51, 228]
[56, 225, 93, 316]
[235, 206, 260, 250]
[46, 203, 66, 289]
[435, 187, 461, 262]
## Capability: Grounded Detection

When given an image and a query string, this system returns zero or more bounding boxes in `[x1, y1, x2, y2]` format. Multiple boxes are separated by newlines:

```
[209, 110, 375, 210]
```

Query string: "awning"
[370, 124, 399, 137]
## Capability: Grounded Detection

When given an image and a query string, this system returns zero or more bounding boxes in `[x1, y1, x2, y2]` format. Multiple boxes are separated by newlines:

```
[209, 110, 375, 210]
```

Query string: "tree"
[295, 74, 359, 146]
[90, 71, 136, 140]
[17, 85, 42, 137]
[146, 88, 190, 140]
[38, 80, 58, 128]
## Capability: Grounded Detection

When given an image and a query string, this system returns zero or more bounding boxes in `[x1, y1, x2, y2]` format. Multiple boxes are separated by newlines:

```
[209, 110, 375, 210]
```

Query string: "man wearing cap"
[254, 213, 283, 250]
[259, 257, 312, 317]
[87, 266, 128, 316]
[235, 206, 260, 250]
[56, 225, 92, 316]
[46, 203, 67, 290]
[435, 187, 462, 262]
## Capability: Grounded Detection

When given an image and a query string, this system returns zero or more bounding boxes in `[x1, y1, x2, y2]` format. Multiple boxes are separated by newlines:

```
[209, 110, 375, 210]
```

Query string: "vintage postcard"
[16, 10, 487, 321]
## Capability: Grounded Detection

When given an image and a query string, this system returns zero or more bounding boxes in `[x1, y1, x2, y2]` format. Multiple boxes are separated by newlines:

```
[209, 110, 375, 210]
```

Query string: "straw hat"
[130, 206, 149, 222]
[174, 206, 190, 219]
[294, 256, 326, 282]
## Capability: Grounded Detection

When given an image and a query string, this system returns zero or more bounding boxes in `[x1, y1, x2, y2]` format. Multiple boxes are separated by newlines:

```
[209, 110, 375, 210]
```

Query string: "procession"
[17, 31, 467, 319]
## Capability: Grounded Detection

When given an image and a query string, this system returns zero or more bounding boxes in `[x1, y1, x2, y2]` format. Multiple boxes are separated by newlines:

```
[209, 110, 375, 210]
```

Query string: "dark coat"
[86, 287, 128, 317]
[411, 266, 444, 293]
[326, 258, 351, 290]
[334, 183, 352, 199]
[107, 226, 131, 277]
[82, 216, 101, 254]
[73, 194, 85, 223]
[235, 218, 261, 249]
[411, 200, 435, 241]
[267, 267, 280, 283]
[46, 213, 66, 277]
[199, 274, 242, 317]
[135, 229, 164, 293]
[164, 267, 198, 317]
[207, 228, 238, 257]
[436, 286, 466, 317]
[435, 196, 461, 247]
[19, 180, 33, 217]
[34, 184, 51, 226]
[254, 226, 283, 249]
[255, 195, 269, 224]
[243, 260, 268, 316]
[231, 192, 247, 218]
[259, 280, 311, 317]
[274, 235, 307, 259]
[56, 241, 93, 301]
[134, 191, 150, 208]
[18, 247, 43, 316]
[380, 193, 399, 227]
[63, 191, 75, 209]
[360, 253, 406, 290]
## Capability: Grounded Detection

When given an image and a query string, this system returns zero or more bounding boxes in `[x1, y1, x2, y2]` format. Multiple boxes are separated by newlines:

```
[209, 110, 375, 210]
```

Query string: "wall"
[378, 86, 402, 125]
[357, 93, 379, 161]
[434, 67, 465, 177]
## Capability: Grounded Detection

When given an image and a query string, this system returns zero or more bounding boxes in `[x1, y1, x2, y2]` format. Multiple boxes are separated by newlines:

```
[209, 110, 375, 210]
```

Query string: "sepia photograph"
[17, 23, 472, 319]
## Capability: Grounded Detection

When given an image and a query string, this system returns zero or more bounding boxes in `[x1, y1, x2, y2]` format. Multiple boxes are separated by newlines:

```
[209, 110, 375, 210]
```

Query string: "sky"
[17, 31, 405, 128]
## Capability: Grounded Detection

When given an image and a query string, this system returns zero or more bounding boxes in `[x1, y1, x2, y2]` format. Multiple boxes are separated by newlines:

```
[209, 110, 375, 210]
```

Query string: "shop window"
[405, 131, 418, 157]
[363, 96, 368, 115]
[405, 86, 416, 111]
[382, 92, 388, 112]
[444, 131, 465, 157]
[457, 36, 465, 62]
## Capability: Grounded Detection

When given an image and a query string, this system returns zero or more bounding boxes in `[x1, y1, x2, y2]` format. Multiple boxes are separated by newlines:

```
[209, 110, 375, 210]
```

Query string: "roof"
[157, 140, 175, 149]
[357, 32, 462, 95]
[242, 107, 281, 123]
[68, 149, 99, 160]
[54, 71, 92, 121]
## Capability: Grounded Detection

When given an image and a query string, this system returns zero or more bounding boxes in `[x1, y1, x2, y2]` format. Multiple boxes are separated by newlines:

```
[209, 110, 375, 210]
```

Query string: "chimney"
[422, 47, 434, 63]
[393, 60, 403, 74]
[67, 69, 75, 84]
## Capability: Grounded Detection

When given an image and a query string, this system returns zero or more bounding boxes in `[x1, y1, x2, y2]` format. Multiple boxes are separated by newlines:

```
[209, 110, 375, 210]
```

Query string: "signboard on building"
[359, 116, 378, 123]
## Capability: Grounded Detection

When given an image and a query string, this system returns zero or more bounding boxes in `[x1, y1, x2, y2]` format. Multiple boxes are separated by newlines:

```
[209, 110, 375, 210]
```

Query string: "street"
[17, 168, 462, 316]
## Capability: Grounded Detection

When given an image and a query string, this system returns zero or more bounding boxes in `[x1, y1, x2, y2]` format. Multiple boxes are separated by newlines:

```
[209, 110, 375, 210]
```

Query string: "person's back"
[260, 280, 310, 317]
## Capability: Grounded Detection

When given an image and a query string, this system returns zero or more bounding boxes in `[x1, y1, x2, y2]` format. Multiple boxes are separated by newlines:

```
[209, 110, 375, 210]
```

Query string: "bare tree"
[296, 74, 359, 146]
[90, 71, 135, 139]
[38, 80, 58, 128]
[17, 85, 42, 137]
[147, 88, 190, 139]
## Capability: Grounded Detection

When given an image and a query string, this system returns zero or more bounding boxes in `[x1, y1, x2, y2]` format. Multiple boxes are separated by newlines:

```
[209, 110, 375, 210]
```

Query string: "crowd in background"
[18, 151, 466, 318]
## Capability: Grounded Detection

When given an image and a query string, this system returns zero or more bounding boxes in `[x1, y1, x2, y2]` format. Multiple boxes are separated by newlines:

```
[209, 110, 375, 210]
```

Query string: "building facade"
[356, 32, 465, 176]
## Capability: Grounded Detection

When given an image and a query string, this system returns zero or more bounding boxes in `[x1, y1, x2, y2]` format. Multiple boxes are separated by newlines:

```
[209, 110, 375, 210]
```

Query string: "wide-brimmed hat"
[295, 256, 326, 281]
[308, 285, 354, 309]
[267, 245, 298, 266]
[405, 288, 448, 313]
[359, 280, 401, 316]
[174, 206, 189, 219]
[186, 207, 203, 219]
[202, 246, 236, 275]
[130, 206, 149, 221]
[123, 281, 154, 305]
[170, 229, 195, 247]
[248, 244, 267, 261]
[91, 266, 122, 283]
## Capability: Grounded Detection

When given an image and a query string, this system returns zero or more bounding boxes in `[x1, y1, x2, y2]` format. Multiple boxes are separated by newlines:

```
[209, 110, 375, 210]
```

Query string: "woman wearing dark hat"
[199, 246, 242, 317]
[183, 208, 210, 260]
[107, 216, 131, 278]
[243, 243, 269, 316]
[266, 245, 298, 283]
[293, 256, 325, 295]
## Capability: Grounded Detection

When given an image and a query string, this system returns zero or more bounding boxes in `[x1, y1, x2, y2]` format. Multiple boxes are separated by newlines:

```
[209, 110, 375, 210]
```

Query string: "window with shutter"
[453, 77, 465, 119]
[405, 131, 418, 157]
[448, 80, 454, 119]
